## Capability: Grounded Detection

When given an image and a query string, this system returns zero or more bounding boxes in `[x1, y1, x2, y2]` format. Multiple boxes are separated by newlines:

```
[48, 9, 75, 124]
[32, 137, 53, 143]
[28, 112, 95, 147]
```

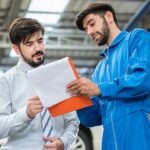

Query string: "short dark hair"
[76, 3, 118, 31]
[9, 18, 45, 45]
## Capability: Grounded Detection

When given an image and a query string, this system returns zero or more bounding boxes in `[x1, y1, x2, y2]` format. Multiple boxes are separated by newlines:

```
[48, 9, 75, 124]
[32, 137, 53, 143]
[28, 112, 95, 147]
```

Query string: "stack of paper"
[27, 57, 93, 117]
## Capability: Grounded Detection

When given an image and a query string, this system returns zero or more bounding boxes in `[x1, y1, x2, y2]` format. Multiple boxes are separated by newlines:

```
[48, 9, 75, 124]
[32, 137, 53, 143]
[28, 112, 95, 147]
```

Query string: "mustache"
[90, 32, 100, 39]
[93, 32, 101, 37]
[32, 51, 44, 57]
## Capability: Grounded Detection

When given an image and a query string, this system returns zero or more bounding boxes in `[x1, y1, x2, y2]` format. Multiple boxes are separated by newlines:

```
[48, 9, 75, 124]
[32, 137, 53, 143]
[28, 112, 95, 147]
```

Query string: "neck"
[106, 24, 121, 46]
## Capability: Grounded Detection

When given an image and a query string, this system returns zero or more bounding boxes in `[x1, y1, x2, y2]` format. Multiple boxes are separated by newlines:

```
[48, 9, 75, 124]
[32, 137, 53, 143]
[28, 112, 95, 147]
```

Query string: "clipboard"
[48, 58, 93, 117]
[27, 57, 93, 117]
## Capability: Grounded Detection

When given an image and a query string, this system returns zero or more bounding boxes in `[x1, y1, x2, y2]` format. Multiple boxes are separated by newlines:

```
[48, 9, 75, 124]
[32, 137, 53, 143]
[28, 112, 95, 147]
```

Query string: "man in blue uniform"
[67, 3, 150, 150]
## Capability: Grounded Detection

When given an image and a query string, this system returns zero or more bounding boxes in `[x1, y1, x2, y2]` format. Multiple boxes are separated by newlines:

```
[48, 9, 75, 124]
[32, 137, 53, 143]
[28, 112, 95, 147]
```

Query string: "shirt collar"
[99, 49, 106, 57]
[17, 58, 34, 73]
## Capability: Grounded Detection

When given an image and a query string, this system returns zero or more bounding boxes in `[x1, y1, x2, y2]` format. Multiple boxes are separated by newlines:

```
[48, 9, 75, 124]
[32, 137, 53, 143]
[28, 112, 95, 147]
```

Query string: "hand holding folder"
[27, 57, 93, 117]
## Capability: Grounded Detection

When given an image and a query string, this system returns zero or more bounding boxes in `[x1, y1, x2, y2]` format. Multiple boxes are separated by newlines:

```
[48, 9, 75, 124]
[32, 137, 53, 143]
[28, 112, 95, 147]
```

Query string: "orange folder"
[48, 58, 93, 117]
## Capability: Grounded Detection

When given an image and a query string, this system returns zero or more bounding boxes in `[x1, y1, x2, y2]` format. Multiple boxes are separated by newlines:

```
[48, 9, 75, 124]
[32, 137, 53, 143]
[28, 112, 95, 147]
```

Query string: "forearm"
[0, 106, 32, 138]
[59, 112, 79, 150]
[99, 64, 150, 99]
[77, 96, 102, 127]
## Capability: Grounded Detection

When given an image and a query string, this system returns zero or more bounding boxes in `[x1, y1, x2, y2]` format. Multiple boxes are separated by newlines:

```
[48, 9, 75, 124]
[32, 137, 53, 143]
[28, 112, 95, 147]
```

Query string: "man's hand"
[66, 78, 101, 97]
[26, 96, 43, 119]
[43, 137, 64, 150]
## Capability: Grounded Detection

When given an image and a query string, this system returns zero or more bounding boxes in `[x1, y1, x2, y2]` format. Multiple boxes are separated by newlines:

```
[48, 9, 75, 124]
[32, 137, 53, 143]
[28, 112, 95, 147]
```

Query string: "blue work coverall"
[77, 28, 150, 150]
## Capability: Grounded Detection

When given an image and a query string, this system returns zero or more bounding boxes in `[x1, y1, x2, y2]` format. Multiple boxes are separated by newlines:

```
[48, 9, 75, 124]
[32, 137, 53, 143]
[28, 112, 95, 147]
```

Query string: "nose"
[34, 42, 41, 51]
[86, 27, 94, 38]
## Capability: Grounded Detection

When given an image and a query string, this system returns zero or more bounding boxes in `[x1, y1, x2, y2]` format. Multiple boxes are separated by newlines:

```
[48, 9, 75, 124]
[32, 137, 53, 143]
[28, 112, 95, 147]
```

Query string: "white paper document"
[27, 57, 77, 107]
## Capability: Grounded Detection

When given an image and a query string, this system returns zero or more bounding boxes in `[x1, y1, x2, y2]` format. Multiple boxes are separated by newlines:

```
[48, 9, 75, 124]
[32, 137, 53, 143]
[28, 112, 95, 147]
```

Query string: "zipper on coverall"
[106, 53, 118, 150]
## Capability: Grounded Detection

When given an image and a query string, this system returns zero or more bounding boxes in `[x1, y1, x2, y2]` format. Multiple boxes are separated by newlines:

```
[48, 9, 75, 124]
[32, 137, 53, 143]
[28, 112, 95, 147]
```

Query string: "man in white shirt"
[0, 17, 79, 150]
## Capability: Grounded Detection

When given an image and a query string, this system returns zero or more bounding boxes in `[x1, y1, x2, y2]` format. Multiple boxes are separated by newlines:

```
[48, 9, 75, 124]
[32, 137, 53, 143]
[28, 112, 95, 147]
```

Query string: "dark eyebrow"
[38, 37, 44, 41]
[24, 41, 33, 45]
[25, 37, 44, 44]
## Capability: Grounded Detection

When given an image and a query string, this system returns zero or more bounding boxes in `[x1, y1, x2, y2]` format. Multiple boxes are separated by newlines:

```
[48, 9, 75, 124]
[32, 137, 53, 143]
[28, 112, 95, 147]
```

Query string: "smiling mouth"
[34, 54, 42, 57]
[32, 52, 43, 58]
[93, 36, 99, 42]
[92, 33, 100, 42]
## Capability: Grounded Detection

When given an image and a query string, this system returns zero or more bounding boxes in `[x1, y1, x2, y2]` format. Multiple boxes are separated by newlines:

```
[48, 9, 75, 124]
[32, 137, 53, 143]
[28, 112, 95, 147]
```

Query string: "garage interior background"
[0, 0, 150, 150]
[0, 0, 150, 77]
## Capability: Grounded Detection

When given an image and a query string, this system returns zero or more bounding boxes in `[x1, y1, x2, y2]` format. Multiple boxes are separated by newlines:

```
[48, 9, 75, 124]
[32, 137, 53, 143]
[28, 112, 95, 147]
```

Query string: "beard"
[97, 18, 110, 46]
[20, 50, 44, 67]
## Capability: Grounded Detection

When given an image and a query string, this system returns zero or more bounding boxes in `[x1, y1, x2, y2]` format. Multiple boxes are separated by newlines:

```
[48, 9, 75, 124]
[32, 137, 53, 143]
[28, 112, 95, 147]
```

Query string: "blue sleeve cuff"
[98, 82, 113, 97]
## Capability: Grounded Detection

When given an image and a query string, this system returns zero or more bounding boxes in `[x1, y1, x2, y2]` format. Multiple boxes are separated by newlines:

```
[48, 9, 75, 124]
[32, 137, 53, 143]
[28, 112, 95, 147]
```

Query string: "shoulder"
[125, 28, 150, 52]
[1, 66, 18, 82]
[128, 28, 150, 40]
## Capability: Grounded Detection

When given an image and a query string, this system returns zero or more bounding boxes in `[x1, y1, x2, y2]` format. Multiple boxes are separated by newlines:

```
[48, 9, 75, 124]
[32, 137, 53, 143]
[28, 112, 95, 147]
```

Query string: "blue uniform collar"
[100, 31, 128, 57]
[110, 31, 128, 47]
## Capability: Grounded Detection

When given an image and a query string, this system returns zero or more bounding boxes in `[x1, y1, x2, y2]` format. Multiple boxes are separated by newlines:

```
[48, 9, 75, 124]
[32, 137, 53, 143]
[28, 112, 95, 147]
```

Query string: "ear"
[12, 44, 20, 56]
[104, 11, 114, 24]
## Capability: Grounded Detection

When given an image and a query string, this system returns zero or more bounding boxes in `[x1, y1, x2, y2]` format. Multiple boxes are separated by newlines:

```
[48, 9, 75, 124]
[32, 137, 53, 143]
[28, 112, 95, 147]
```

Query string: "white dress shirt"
[0, 59, 79, 150]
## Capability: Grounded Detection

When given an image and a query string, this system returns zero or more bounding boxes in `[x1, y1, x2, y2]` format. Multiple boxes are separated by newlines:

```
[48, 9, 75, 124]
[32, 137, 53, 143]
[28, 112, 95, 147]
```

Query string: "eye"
[38, 38, 44, 43]
[90, 22, 95, 27]
[26, 42, 32, 46]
